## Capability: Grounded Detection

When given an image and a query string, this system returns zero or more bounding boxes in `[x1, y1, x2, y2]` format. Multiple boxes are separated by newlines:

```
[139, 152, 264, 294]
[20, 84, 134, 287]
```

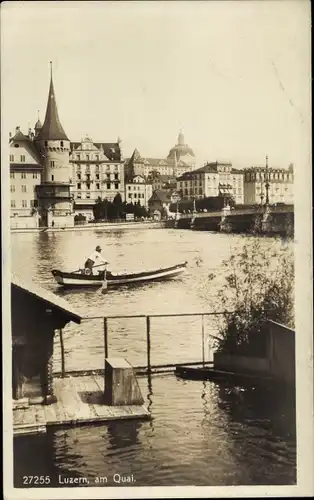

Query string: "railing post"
[201, 315, 205, 367]
[59, 329, 65, 378]
[146, 316, 151, 375]
[104, 317, 108, 359]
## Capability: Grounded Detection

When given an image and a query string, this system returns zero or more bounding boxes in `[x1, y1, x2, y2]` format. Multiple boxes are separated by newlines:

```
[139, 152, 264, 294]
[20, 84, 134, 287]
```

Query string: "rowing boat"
[51, 261, 187, 288]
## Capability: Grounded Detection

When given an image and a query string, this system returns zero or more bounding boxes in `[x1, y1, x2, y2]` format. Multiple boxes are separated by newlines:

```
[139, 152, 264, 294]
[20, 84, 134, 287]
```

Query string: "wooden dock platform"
[13, 374, 150, 436]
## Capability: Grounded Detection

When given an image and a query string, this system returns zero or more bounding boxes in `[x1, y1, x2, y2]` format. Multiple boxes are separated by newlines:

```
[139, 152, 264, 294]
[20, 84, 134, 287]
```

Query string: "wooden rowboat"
[51, 261, 187, 288]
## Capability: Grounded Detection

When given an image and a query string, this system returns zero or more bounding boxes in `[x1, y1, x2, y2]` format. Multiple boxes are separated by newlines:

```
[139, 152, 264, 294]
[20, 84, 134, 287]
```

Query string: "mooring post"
[201, 315, 205, 367]
[59, 329, 65, 378]
[146, 316, 151, 375]
[104, 317, 108, 359]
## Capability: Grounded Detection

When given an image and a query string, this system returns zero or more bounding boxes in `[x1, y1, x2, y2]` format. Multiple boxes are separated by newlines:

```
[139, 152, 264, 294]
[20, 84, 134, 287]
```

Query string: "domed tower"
[34, 111, 42, 138]
[35, 63, 74, 227]
[167, 130, 197, 170]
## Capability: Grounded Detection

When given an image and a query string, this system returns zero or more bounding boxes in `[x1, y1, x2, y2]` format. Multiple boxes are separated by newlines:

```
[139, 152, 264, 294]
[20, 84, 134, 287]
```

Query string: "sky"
[1, 1, 311, 168]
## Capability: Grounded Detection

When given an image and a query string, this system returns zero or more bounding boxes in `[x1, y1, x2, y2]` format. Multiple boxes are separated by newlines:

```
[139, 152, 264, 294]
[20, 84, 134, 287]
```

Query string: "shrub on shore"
[210, 237, 294, 356]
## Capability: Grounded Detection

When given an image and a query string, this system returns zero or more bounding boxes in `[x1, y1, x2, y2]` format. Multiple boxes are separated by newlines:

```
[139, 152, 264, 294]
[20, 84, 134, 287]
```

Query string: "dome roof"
[167, 131, 195, 160]
[34, 119, 42, 130]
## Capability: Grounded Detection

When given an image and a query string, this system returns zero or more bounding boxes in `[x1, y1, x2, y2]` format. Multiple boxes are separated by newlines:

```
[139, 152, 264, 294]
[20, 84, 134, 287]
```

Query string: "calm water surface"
[12, 228, 296, 486]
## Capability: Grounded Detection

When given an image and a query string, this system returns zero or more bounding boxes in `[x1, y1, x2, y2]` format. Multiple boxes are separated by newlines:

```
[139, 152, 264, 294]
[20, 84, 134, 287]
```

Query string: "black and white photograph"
[2, 1, 313, 498]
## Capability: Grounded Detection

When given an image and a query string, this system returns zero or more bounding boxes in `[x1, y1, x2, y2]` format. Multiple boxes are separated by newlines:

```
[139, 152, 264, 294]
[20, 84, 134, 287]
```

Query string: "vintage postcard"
[2, 1, 313, 498]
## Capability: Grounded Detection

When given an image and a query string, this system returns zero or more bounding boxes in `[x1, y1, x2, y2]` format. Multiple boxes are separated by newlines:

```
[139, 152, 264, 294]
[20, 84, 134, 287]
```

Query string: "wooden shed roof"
[11, 273, 82, 324]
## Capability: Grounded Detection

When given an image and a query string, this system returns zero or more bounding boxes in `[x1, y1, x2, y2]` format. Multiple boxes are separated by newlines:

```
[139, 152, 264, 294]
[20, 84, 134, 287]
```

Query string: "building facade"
[9, 127, 42, 218]
[70, 136, 124, 220]
[243, 165, 294, 205]
[176, 162, 244, 204]
[125, 175, 152, 208]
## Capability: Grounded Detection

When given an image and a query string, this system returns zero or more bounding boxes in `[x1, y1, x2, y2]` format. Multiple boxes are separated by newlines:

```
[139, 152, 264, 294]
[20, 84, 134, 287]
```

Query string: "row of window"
[128, 193, 145, 199]
[74, 163, 119, 170]
[246, 172, 292, 181]
[10, 172, 38, 179]
[10, 200, 35, 208]
[76, 173, 119, 181]
[10, 155, 26, 162]
[77, 183, 120, 190]
[10, 185, 36, 193]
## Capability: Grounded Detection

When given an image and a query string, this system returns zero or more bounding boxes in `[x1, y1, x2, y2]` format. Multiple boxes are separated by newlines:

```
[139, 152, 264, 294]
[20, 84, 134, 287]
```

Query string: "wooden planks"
[13, 374, 150, 436]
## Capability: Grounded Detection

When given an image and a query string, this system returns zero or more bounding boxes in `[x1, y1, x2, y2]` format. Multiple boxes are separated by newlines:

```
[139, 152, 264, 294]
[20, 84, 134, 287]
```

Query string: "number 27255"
[23, 476, 51, 485]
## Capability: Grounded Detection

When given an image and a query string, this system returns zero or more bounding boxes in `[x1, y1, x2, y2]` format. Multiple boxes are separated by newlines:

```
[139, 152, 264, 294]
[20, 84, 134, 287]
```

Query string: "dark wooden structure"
[104, 358, 144, 405]
[11, 273, 81, 405]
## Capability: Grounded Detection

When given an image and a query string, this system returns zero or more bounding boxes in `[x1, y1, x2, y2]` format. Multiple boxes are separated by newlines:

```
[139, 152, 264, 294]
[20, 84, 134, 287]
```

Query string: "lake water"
[12, 227, 296, 487]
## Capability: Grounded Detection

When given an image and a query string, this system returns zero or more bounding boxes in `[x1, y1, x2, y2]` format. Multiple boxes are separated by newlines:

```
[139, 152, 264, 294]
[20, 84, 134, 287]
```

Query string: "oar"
[101, 267, 108, 294]
[71, 263, 107, 274]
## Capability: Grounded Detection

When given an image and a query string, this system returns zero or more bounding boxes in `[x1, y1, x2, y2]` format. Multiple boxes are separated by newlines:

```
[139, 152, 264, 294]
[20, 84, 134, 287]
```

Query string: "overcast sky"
[1, 1, 311, 168]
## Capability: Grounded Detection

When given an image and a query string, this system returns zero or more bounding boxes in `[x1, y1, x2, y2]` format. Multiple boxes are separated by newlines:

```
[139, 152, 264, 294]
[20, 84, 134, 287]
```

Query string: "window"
[50, 161, 55, 167]
[96, 183, 100, 190]
[86, 174, 90, 181]
[77, 193, 82, 199]
[86, 183, 91, 190]
[60, 141, 64, 148]
[96, 155, 99, 161]
[86, 193, 91, 199]
[76, 154, 80, 160]
[128, 186, 131, 190]
[10, 172, 15, 179]
[21, 185, 27, 192]
[128, 194, 132, 199]
[22, 200, 27, 208]
[33, 172, 38, 179]
[11, 200, 16, 208]
[96, 174, 100, 180]
[20, 155, 25, 162]
[21, 172, 26, 179]
[86, 155, 90, 161]
[106, 183, 110, 189]
[45, 141, 48, 147]
[10, 185, 15, 192]
[134, 193, 137, 198]
[77, 173, 81, 180]
[51, 175, 54, 181]
[115, 183, 119, 189]
[30, 200, 35, 208]
[10, 154, 14, 162]
[77, 183, 81, 189]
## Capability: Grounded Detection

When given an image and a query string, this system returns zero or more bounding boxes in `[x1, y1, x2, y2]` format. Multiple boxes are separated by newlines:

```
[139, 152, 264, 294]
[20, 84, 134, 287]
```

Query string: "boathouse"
[11, 273, 82, 405]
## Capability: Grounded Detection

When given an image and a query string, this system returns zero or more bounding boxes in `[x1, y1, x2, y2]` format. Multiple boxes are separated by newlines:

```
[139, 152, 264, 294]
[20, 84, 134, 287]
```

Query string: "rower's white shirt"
[88, 251, 107, 264]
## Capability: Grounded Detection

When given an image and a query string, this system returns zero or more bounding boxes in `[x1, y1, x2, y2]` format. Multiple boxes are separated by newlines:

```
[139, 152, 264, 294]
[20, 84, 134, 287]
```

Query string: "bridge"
[167, 204, 294, 236]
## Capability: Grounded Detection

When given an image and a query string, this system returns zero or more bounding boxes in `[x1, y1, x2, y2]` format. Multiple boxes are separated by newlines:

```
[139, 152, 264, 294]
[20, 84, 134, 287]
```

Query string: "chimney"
[15, 126, 20, 133]
[9, 132, 12, 139]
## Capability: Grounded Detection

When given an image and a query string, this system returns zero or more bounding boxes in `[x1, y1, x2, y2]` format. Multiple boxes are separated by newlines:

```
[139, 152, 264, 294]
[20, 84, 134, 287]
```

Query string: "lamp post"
[265, 155, 270, 206]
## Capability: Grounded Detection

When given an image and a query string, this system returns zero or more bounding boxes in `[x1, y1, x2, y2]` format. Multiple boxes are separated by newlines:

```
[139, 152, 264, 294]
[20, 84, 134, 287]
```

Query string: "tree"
[207, 237, 294, 356]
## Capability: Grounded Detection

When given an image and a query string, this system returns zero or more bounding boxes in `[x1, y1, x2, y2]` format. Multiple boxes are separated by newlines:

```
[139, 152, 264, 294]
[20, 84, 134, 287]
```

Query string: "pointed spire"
[37, 63, 69, 141]
[178, 129, 185, 146]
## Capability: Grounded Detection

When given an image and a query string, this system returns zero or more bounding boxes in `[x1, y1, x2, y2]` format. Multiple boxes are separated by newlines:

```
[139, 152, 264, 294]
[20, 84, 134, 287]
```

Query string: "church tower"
[35, 63, 74, 227]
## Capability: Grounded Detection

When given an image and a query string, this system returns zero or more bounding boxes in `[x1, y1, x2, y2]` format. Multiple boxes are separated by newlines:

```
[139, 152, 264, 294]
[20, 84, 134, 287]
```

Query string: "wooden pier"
[13, 374, 150, 437]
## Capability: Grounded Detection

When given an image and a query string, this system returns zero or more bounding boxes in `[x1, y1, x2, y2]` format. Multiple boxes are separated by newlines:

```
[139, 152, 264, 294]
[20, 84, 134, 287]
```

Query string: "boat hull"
[52, 262, 187, 288]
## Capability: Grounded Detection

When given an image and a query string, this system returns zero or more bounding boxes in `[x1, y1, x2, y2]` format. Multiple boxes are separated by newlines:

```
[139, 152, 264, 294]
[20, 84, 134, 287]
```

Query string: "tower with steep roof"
[34, 63, 74, 227]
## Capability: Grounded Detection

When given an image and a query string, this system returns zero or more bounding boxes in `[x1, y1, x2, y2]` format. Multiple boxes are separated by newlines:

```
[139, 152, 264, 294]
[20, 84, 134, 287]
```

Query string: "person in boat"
[84, 245, 108, 275]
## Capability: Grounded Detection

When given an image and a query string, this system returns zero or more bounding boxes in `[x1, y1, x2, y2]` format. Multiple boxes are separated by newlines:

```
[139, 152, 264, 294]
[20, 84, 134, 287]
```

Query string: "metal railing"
[57, 311, 231, 378]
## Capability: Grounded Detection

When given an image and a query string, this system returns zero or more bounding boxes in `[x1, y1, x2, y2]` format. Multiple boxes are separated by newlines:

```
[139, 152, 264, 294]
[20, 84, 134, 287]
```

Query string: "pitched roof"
[152, 175, 176, 183]
[11, 272, 82, 324]
[70, 142, 121, 162]
[149, 189, 172, 203]
[37, 75, 69, 141]
[10, 129, 42, 163]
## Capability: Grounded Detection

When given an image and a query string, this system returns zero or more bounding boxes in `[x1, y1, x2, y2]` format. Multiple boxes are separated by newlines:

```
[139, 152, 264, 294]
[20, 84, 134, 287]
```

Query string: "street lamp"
[265, 155, 270, 206]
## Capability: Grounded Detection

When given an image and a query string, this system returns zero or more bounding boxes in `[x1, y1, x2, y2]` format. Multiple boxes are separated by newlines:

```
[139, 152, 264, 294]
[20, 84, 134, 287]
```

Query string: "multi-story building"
[151, 175, 177, 192]
[70, 136, 124, 220]
[125, 132, 196, 181]
[9, 127, 42, 217]
[243, 164, 294, 205]
[176, 162, 244, 204]
[125, 175, 153, 208]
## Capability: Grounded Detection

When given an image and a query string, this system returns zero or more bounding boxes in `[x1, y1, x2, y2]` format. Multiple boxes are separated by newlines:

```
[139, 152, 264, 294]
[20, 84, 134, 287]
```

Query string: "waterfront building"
[125, 174, 152, 208]
[176, 161, 244, 204]
[151, 175, 177, 192]
[148, 189, 175, 216]
[243, 164, 294, 205]
[70, 136, 124, 220]
[34, 65, 74, 227]
[9, 127, 42, 218]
